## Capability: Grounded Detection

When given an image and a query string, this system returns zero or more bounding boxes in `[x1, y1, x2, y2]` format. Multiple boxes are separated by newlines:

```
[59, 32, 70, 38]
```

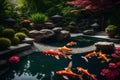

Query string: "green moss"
[0, 38, 11, 50]
[2, 28, 15, 38]
[10, 36, 20, 45]
[19, 28, 29, 34]
[15, 32, 27, 41]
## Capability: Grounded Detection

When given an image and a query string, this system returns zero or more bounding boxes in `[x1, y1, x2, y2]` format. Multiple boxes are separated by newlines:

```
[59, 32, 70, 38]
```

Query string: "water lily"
[116, 61, 120, 68]
[105, 71, 117, 80]
[111, 53, 120, 58]
[115, 47, 120, 53]
[100, 68, 110, 76]
[109, 62, 117, 69]
[9, 56, 20, 63]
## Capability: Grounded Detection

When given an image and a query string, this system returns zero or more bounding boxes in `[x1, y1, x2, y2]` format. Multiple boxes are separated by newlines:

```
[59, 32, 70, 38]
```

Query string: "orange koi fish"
[66, 41, 77, 46]
[42, 49, 72, 59]
[98, 51, 110, 63]
[56, 61, 83, 80]
[81, 51, 98, 62]
[77, 67, 97, 80]
[58, 46, 72, 52]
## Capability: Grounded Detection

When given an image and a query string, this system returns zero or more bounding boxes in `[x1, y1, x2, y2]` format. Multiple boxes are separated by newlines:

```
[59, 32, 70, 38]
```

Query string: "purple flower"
[109, 62, 117, 69]
[100, 68, 110, 76]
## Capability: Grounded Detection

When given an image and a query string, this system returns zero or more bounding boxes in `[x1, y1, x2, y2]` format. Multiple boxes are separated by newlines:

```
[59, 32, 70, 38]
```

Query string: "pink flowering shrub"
[111, 47, 120, 61]
[100, 62, 120, 80]
[100, 47, 120, 80]
[67, 0, 120, 12]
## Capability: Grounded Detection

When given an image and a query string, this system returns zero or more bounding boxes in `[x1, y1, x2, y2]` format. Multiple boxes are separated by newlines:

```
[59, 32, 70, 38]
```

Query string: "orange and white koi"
[42, 49, 72, 59]
[56, 61, 83, 80]
[66, 41, 77, 46]
[77, 67, 97, 80]
[58, 46, 72, 52]
[98, 51, 110, 63]
[81, 51, 98, 62]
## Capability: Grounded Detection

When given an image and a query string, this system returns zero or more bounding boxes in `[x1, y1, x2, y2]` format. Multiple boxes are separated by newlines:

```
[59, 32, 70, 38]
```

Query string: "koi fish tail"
[66, 55, 72, 59]
[78, 75, 83, 80]
[90, 74, 97, 80]
[81, 56, 88, 62]
[107, 59, 111, 62]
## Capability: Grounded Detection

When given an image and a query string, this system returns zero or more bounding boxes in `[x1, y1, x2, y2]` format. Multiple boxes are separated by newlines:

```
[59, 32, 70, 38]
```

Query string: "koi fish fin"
[97, 56, 101, 59]
[65, 61, 72, 71]
[91, 74, 97, 80]
[55, 55, 59, 59]
[81, 56, 88, 62]
[101, 60, 105, 63]
[63, 75, 69, 80]
[67, 55, 72, 59]
[78, 75, 83, 80]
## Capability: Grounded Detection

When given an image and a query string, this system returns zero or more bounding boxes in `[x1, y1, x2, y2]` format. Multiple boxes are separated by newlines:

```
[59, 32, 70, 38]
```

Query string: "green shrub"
[105, 25, 118, 32]
[10, 36, 20, 45]
[0, 38, 11, 50]
[2, 28, 15, 38]
[0, 25, 4, 37]
[19, 28, 29, 34]
[15, 32, 27, 41]
[29, 13, 48, 24]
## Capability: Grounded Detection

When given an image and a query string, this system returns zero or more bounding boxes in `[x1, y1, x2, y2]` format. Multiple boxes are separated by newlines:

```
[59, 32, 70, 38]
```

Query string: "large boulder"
[94, 42, 115, 52]
[39, 29, 55, 38]
[28, 30, 45, 41]
[55, 30, 71, 41]
[83, 29, 94, 35]
[28, 29, 55, 41]
[52, 27, 63, 34]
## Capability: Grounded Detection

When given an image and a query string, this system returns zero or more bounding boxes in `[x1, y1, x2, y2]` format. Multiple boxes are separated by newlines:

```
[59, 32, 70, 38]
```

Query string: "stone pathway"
[33, 42, 96, 54]
[33, 31, 120, 54]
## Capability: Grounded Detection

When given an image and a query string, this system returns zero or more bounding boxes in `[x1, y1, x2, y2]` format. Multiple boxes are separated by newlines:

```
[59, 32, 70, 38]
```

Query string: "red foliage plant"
[66, 0, 120, 12]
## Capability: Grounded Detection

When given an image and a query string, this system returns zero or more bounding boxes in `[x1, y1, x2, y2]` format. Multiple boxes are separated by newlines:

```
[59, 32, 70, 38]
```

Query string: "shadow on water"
[40, 36, 106, 48]
[0, 51, 112, 80]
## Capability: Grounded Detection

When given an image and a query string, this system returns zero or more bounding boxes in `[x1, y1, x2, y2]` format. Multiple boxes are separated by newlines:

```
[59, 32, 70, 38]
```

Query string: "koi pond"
[0, 36, 120, 80]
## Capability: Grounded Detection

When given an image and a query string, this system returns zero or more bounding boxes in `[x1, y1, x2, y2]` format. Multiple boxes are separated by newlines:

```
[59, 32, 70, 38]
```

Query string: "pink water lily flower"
[105, 71, 118, 80]
[115, 47, 120, 53]
[116, 61, 120, 68]
[109, 62, 117, 69]
[111, 53, 120, 58]
[100, 68, 110, 76]
[9, 56, 20, 63]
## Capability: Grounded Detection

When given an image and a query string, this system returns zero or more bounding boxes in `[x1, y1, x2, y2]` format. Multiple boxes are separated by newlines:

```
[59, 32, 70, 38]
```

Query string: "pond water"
[0, 52, 109, 80]
[40, 36, 105, 48]
[0, 36, 119, 80]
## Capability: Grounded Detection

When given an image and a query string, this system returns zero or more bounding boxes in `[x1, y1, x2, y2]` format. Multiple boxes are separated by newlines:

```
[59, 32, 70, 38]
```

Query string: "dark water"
[0, 36, 119, 80]
[0, 51, 110, 80]
[40, 36, 105, 48]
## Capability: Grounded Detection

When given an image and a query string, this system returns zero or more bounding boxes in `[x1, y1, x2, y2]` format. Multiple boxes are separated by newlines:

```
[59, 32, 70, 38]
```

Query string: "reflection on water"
[0, 51, 109, 80]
